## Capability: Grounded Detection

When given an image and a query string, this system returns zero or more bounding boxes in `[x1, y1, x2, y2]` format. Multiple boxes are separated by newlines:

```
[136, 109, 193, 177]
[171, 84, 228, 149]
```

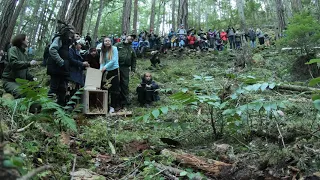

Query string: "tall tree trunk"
[236, 0, 246, 30]
[93, 0, 105, 47]
[283, 0, 292, 18]
[57, 0, 71, 22]
[162, 1, 166, 35]
[133, 0, 138, 34]
[0, 0, 24, 50]
[172, 0, 176, 30]
[29, 0, 41, 45]
[67, 0, 91, 35]
[316, 0, 320, 21]
[291, 0, 302, 13]
[156, 1, 161, 34]
[197, 0, 201, 30]
[38, 0, 57, 49]
[17, 0, 29, 34]
[56, 0, 71, 31]
[275, 0, 286, 37]
[34, 0, 50, 47]
[121, 0, 132, 34]
[150, 0, 156, 31]
[86, 2, 95, 35]
[178, 0, 188, 29]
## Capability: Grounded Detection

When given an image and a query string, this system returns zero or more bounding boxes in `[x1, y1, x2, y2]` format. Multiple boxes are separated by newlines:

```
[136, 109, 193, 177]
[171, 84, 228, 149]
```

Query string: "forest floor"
[1, 45, 320, 180]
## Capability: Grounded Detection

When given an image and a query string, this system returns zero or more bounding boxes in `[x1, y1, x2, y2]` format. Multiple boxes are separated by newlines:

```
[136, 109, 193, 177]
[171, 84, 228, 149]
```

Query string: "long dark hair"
[100, 37, 113, 64]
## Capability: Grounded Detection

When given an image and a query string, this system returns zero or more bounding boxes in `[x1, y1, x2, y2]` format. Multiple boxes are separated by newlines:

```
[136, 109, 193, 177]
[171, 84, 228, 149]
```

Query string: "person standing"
[115, 34, 137, 107]
[47, 22, 75, 106]
[100, 37, 121, 112]
[2, 34, 38, 98]
[85, 33, 92, 47]
[227, 27, 236, 49]
[248, 28, 256, 48]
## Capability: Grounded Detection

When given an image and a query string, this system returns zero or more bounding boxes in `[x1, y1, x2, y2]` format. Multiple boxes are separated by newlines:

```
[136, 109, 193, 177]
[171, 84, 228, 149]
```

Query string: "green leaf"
[160, 106, 169, 114]
[181, 88, 188, 93]
[222, 109, 236, 115]
[305, 59, 320, 64]
[71, 96, 81, 100]
[3, 160, 15, 168]
[309, 77, 320, 86]
[143, 114, 150, 122]
[108, 141, 116, 155]
[152, 109, 160, 119]
[312, 94, 320, 101]
[260, 83, 269, 91]
[269, 83, 276, 89]
[313, 99, 320, 110]
[193, 75, 202, 80]
[15, 78, 29, 84]
[252, 83, 262, 91]
[263, 102, 277, 112]
[180, 171, 188, 176]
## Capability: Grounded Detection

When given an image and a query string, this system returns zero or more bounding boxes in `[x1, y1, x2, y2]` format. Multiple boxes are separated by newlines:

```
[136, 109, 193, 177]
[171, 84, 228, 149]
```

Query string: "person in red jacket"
[187, 33, 198, 49]
[220, 29, 228, 46]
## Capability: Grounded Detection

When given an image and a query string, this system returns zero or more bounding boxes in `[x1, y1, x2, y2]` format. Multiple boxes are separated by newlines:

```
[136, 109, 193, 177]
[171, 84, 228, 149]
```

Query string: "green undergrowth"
[1, 47, 320, 179]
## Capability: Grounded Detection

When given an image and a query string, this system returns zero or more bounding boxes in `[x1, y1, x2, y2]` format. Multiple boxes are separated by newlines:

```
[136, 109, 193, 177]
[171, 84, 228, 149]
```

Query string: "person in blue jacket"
[68, 40, 90, 99]
[100, 37, 121, 112]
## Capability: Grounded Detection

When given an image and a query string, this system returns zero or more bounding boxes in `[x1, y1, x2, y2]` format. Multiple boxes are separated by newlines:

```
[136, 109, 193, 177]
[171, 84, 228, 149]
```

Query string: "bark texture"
[0, 0, 25, 50]
[93, 0, 105, 47]
[133, 0, 138, 34]
[178, 0, 188, 29]
[172, 0, 176, 30]
[67, 0, 91, 35]
[0, 0, 17, 50]
[150, 0, 156, 31]
[121, 0, 132, 34]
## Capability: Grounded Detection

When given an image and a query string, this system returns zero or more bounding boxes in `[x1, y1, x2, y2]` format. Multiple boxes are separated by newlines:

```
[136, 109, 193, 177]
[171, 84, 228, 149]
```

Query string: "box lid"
[84, 68, 102, 90]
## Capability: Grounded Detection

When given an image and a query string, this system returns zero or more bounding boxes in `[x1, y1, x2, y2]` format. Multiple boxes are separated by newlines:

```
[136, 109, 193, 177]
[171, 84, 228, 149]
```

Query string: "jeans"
[228, 35, 236, 49]
[250, 40, 255, 48]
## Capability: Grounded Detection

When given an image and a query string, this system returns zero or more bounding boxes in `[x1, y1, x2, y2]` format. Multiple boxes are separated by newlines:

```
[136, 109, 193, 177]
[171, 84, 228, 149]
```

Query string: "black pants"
[102, 69, 121, 109]
[229, 35, 236, 49]
[48, 75, 68, 106]
[0, 62, 4, 79]
[137, 86, 155, 105]
[259, 37, 265, 45]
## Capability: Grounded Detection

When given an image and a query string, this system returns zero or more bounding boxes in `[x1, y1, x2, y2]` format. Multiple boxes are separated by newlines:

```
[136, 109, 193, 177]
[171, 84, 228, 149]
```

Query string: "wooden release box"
[83, 68, 108, 115]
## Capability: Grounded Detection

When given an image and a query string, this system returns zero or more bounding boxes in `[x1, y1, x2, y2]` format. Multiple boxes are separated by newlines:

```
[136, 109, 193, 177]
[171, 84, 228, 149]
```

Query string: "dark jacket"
[115, 42, 136, 72]
[69, 47, 85, 86]
[2, 46, 33, 82]
[139, 77, 160, 101]
[85, 53, 100, 69]
[47, 36, 71, 76]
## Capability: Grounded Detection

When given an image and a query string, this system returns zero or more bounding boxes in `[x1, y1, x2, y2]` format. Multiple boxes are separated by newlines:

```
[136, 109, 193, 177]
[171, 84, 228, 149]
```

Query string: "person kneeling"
[136, 73, 159, 107]
[150, 50, 161, 68]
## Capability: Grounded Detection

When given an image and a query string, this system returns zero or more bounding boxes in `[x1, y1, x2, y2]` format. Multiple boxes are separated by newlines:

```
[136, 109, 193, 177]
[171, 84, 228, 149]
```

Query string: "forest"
[0, 0, 320, 179]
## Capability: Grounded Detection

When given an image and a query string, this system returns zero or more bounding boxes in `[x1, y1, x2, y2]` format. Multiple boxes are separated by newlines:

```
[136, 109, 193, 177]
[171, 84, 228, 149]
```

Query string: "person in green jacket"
[2, 34, 38, 98]
[115, 34, 137, 106]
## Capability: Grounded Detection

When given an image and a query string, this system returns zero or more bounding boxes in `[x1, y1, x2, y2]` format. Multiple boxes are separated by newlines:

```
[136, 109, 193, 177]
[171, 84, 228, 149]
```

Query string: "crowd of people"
[0, 22, 160, 113]
[0, 21, 274, 113]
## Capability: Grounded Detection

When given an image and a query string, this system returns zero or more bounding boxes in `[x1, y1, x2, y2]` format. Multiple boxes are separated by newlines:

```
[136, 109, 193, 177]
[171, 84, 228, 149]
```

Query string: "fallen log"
[161, 149, 232, 176]
[275, 84, 320, 93]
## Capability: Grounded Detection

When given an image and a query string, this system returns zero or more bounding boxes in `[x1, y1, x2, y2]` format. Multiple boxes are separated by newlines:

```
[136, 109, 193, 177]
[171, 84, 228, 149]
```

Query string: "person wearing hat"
[47, 21, 75, 106]
[85, 48, 100, 69]
[115, 34, 137, 107]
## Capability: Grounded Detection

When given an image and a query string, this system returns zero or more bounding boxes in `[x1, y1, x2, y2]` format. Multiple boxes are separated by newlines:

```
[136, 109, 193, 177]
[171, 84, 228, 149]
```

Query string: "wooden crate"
[83, 89, 108, 115]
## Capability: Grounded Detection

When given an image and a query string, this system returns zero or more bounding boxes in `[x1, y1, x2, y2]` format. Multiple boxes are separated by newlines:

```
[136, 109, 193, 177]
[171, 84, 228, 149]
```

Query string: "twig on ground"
[17, 165, 53, 180]
[70, 155, 77, 180]
[5, 122, 34, 136]
[153, 162, 205, 180]
[276, 122, 286, 148]
[303, 145, 320, 154]
[11, 101, 18, 129]
[230, 135, 253, 151]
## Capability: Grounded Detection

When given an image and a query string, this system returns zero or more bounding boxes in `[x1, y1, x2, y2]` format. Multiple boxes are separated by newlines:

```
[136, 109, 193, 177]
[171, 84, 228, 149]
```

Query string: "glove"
[30, 60, 38, 66]
[57, 59, 64, 67]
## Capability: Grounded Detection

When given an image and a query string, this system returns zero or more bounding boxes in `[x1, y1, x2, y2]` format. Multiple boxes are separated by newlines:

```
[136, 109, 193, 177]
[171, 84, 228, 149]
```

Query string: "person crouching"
[136, 72, 159, 107]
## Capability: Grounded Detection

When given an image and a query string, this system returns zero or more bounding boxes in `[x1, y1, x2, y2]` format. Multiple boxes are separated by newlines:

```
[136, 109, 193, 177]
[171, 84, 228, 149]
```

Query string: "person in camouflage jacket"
[115, 34, 137, 106]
